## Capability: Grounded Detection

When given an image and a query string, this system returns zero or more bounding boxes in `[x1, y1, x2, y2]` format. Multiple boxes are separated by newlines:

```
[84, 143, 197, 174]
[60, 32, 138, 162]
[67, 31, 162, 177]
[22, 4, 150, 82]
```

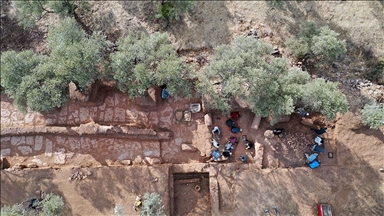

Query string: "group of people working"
[210, 112, 253, 162]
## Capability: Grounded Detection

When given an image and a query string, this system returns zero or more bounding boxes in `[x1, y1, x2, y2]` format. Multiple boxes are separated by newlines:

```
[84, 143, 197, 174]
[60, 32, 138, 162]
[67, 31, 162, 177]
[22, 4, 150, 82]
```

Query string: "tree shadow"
[0, 169, 75, 215]
[74, 166, 171, 214]
[265, 1, 384, 112]
[0, 1, 46, 53]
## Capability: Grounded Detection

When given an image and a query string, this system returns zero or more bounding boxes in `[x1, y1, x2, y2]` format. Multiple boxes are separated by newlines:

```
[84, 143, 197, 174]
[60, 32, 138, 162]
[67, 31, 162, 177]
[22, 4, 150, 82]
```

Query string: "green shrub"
[368, 60, 384, 85]
[311, 26, 347, 62]
[140, 193, 165, 216]
[155, 0, 195, 21]
[111, 32, 194, 98]
[40, 193, 65, 216]
[286, 22, 346, 64]
[302, 78, 349, 119]
[285, 37, 310, 60]
[0, 204, 23, 216]
[361, 104, 384, 130]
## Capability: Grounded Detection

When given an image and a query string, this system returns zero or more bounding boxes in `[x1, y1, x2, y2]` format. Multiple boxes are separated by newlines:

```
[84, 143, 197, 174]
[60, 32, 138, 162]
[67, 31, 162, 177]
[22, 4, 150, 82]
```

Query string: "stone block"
[35, 136, 43, 151]
[119, 160, 132, 165]
[45, 139, 53, 157]
[27, 163, 38, 168]
[181, 143, 197, 152]
[250, 115, 262, 130]
[11, 136, 25, 146]
[18, 146, 32, 155]
[1, 148, 11, 156]
[54, 152, 66, 165]
[264, 130, 275, 138]
[145, 157, 161, 165]
[204, 114, 212, 126]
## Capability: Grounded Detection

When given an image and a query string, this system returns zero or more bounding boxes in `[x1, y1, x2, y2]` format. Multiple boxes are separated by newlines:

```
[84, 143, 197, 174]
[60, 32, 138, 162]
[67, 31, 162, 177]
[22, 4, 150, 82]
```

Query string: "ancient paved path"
[1, 90, 211, 165]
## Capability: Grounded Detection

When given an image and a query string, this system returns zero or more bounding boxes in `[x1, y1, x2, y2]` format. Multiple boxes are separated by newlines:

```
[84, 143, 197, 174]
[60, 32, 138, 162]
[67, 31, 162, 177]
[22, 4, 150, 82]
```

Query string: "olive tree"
[111, 32, 193, 98]
[140, 193, 165, 216]
[47, 17, 108, 90]
[2, 18, 108, 113]
[361, 104, 384, 129]
[197, 36, 310, 122]
[12, 0, 89, 28]
[302, 78, 349, 119]
[0, 50, 43, 97]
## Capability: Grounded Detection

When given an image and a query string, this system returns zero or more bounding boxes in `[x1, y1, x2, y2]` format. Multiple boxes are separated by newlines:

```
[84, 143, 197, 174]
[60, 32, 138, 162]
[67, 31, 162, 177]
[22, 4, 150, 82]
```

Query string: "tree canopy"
[111, 32, 194, 98]
[197, 36, 348, 122]
[12, 0, 89, 28]
[1, 18, 107, 113]
[197, 36, 310, 121]
[301, 78, 349, 120]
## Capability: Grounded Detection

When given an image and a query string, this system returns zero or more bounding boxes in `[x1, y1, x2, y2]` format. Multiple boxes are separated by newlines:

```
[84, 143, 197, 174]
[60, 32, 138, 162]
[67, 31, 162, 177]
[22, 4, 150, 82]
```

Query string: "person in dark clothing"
[244, 140, 254, 150]
[231, 126, 242, 134]
[310, 127, 327, 135]
[273, 128, 284, 135]
[226, 118, 235, 127]
[223, 150, 232, 158]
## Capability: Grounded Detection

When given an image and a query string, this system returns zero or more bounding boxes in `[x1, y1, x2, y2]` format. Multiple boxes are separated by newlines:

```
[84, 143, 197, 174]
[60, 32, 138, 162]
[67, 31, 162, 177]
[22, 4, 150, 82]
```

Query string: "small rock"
[264, 28, 272, 36]
[86, 171, 92, 176]
[145, 157, 161, 165]
[27, 163, 38, 168]
[181, 143, 197, 152]
[264, 130, 275, 139]
[380, 168, 384, 173]
[301, 118, 314, 126]
[133, 156, 143, 165]
[120, 160, 132, 166]
[13, 163, 24, 170]
[105, 159, 114, 166]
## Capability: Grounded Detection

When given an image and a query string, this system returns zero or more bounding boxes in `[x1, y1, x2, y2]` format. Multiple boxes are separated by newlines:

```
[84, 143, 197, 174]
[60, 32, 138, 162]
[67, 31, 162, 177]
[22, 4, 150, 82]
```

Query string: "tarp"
[309, 160, 320, 169]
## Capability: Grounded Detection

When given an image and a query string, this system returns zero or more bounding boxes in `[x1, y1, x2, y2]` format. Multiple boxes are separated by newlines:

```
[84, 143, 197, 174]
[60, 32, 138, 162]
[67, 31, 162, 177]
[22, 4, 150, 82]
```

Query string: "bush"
[368, 60, 384, 85]
[0, 193, 64, 216]
[40, 193, 65, 216]
[286, 22, 346, 64]
[302, 78, 349, 119]
[361, 104, 384, 130]
[47, 17, 108, 90]
[140, 193, 165, 216]
[111, 32, 193, 98]
[311, 26, 347, 62]
[155, 0, 195, 21]
[0, 204, 23, 216]
[13, 0, 90, 28]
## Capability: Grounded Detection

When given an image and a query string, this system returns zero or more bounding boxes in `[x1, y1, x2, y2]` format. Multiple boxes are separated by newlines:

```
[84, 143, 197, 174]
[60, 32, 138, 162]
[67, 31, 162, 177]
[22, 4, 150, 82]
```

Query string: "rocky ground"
[1, 1, 384, 215]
